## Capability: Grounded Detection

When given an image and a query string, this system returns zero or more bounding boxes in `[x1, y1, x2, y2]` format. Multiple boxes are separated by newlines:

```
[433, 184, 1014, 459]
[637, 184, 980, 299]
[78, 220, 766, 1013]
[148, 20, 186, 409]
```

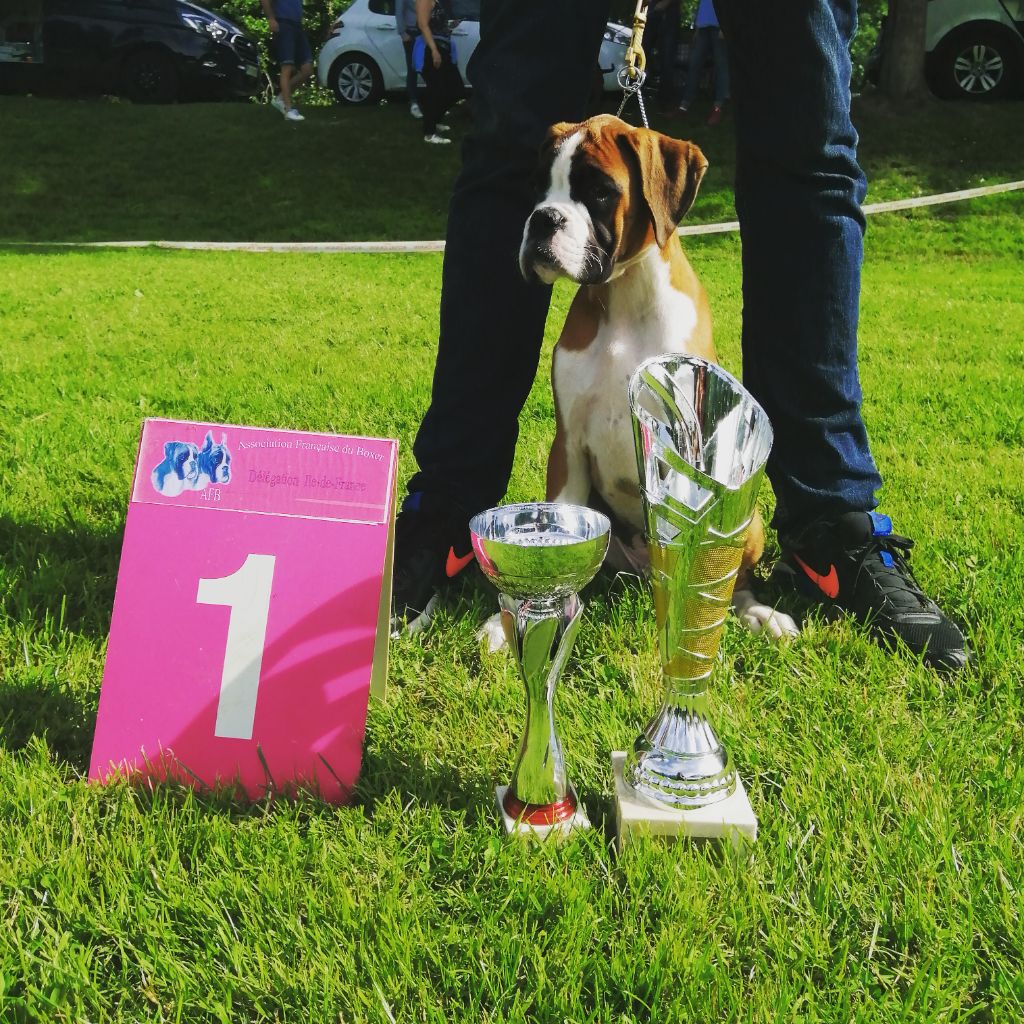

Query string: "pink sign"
[90, 418, 397, 803]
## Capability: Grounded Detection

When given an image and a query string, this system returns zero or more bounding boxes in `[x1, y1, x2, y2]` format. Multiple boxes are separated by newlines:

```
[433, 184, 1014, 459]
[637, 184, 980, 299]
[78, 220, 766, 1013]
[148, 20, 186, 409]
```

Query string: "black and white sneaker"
[390, 491, 475, 636]
[774, 511, 971, 672]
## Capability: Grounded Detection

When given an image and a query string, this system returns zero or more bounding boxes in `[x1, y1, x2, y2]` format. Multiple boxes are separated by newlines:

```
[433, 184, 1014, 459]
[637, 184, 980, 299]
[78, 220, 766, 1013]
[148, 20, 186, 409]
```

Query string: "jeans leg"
[403, 36, 418, 104]
[684, 28, 710, 106]
[711, 30, 729, 102]
[714, 0, 882, 540]
[409, 0, 610, 513]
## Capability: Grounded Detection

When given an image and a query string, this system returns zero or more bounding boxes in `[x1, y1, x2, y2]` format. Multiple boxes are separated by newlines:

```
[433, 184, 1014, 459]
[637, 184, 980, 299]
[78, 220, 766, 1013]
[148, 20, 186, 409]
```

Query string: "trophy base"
[495, 785, 591, 840]
[611, 751, 757, 852]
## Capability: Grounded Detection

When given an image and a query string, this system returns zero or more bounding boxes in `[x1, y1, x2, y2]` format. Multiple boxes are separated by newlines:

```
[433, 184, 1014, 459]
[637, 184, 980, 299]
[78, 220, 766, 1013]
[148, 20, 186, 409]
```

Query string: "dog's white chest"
[553, 251, 702, 528]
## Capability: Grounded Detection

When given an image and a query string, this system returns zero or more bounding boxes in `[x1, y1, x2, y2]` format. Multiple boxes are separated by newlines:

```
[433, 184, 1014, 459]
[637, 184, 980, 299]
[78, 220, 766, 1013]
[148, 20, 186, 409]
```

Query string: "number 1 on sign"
[197, 554, 276, 741]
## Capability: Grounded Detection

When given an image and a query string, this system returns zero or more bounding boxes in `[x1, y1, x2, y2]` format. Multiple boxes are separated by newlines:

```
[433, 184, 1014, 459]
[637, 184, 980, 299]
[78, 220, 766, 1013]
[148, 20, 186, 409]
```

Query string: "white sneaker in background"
[423, 133, 450, 144]
[410, 102, 422, 118]
[436, 123, 450, 133]
[271, 94, 287, 115]
[285, 107, 305, 122]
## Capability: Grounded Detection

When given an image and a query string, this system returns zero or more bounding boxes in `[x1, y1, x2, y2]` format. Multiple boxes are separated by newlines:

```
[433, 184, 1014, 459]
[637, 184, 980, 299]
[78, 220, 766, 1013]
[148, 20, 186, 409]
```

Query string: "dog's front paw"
[477, 612, 508, 654]
[733, 589, 799, 641]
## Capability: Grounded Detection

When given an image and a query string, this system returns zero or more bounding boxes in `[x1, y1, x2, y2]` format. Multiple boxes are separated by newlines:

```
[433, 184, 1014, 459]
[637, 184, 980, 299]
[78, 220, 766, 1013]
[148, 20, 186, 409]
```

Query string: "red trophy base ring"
[502, 790, 577, 826]
[495, 784, 591, 839]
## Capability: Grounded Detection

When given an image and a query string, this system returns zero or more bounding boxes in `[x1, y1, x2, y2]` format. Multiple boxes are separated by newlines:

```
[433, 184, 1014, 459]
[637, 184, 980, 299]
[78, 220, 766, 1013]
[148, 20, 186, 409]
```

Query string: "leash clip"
[616, 0, 650, 129]
[622, 0, 648, 84]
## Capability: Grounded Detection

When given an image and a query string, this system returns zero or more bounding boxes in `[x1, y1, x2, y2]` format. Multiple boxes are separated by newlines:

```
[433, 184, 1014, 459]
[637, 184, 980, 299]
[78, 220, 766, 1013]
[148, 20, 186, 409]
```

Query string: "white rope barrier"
[5, 179, 1022, 254]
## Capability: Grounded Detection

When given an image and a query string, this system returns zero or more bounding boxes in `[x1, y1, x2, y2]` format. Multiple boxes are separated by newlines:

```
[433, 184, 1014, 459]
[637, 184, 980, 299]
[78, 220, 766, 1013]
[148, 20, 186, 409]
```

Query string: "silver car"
[317, 0, 631, 105]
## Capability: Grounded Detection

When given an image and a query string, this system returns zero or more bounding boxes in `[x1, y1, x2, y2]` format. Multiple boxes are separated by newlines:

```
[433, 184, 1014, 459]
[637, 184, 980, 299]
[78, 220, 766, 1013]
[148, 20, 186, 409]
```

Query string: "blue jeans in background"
[409, 0, 881, 541]
[683, 24, 729, 106]
[402, 32, 418, 106]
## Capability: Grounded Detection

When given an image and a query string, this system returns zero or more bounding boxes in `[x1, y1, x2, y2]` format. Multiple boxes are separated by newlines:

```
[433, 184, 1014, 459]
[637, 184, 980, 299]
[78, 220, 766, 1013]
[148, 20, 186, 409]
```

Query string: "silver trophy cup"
[470, 503, 610, 833]
[626, 355, 773, 808]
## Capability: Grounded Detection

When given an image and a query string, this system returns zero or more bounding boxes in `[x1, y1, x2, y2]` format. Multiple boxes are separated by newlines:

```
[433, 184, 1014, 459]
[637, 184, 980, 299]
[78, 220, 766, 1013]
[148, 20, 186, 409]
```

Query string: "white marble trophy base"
[495, 785, 591, 840]
[612, 751, 757, 851]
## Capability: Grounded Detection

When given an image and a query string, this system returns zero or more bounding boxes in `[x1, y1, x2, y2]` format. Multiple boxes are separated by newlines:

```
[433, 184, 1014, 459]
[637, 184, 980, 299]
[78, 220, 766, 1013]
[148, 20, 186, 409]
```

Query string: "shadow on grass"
[0, 684, 96, 769]
[0, 514, 122, 640]
[356, 742, 497, 824]
[1, 94, 1021, 244]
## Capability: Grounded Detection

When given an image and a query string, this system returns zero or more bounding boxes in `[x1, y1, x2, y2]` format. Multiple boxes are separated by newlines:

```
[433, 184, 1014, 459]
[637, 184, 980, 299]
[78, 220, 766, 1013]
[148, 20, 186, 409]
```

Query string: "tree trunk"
[879, 0, 930, 101]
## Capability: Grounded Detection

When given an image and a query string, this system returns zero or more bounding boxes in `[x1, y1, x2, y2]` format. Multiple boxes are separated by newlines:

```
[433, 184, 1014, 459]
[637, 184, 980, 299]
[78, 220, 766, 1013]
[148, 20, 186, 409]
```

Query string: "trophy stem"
[499, 592, 583, 824]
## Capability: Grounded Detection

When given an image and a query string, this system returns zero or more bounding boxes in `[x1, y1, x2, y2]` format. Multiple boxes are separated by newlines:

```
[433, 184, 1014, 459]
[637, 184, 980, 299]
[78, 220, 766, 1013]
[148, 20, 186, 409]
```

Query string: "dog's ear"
[543, 121, 579, 151]
[620, 129, 708, 249]
[202, 431, 213, 451]
[164, 442, 176, 458]
[535, 121, 579, 190]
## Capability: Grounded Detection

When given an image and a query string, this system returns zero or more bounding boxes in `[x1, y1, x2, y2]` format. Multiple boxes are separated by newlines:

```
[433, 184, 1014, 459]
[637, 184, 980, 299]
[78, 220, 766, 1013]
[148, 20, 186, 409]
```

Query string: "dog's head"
[519, 114, 708, 286]
[198, 431, 231, 485]
[152, 441, 199, 492]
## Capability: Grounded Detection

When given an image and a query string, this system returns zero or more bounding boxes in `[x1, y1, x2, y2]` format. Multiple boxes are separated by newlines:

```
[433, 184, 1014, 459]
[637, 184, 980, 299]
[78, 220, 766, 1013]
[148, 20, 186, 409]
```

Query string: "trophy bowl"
[469, 502, 610, 603]
[469, 502, 610, 836]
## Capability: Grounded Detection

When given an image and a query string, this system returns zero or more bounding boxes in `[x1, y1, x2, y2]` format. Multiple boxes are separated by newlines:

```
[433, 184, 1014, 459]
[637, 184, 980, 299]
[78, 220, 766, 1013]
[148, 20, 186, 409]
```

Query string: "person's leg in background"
[289, 59, 314, 96]
[655, 1, 681, 112]
[419, 53, 448, 142]
[395, 0, 611, 630]
[715, 0, 969, 669]
[275, 23, 312, 119]
[431, 53, 466, 135]
[679, 25, 710, 112]
[404, 35, 421, 116]
[272, 21, 297, 113]
[279, 61, 294, 108]
[706, 26, 729, 124]
[287, 27, 314, 99]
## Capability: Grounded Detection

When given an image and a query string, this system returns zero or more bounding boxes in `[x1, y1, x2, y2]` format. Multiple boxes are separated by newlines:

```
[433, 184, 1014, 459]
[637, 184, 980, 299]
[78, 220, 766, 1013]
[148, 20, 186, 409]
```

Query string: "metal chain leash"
[616, 0, 650, 129]
[616, 68, 649, 128]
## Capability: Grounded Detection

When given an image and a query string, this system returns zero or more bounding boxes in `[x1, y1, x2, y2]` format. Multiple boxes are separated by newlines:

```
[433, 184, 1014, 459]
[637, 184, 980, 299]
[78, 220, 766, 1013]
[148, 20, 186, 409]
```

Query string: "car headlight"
[181, 13, 230, 42]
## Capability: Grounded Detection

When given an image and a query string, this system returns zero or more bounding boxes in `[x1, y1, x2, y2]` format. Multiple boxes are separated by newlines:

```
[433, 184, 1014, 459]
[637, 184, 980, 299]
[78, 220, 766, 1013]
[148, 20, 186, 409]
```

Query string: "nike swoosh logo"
[793, 554, 840, 600]
[446, 547, 475, 578]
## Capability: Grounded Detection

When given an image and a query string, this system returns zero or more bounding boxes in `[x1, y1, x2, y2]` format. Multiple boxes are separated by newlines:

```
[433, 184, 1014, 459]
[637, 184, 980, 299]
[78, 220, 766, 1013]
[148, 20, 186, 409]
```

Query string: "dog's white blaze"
[552, 246, 700, 532]
[522, 132, 594, 283]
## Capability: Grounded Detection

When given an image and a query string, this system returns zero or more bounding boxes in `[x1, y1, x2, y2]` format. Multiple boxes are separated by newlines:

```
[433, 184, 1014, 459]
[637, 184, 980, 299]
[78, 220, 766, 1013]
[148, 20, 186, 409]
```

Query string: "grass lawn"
[1, 96, 1023, 1021]
[1, 93, 1023, 243]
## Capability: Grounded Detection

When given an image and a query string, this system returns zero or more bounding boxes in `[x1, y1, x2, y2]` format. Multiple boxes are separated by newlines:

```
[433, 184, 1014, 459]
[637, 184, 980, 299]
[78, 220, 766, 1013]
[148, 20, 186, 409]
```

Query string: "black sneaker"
[390, 491, 475, 636]
[774, 511, 971, 672]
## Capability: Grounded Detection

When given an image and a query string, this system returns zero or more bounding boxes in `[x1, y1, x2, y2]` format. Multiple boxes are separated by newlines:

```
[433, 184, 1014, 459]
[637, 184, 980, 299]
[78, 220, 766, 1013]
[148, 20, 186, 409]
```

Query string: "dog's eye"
[593, 184, 620, 205]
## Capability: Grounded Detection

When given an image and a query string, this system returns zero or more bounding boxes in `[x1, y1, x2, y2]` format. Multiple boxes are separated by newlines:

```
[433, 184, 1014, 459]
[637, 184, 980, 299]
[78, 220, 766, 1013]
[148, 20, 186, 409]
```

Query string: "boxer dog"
[482, 115, 796, 650]
[151, 441, 200, 497]
[196, 431, 232, 489]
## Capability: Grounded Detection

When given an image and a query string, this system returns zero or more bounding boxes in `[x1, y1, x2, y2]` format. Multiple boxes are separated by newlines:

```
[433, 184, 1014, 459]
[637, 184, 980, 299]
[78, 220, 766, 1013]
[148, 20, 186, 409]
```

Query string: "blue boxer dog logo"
[197, 431, 231, 488]
[151, 432, 232, 497]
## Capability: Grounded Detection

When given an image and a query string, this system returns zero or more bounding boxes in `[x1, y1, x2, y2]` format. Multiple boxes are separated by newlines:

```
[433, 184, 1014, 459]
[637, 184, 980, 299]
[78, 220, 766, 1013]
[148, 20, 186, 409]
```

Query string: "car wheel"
[121, 48, 179, 104]
[329, 54, 384, 105]
[927, 25, 1020, 100]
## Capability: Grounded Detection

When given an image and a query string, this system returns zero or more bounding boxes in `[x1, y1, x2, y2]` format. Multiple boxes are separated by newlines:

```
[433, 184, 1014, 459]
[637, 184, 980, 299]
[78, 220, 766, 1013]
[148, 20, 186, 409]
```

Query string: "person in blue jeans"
[396, 0, 422, 118]
[262, 0, 313, 121]
[679, 0, 729, 125]
[392, 0, 970, 672]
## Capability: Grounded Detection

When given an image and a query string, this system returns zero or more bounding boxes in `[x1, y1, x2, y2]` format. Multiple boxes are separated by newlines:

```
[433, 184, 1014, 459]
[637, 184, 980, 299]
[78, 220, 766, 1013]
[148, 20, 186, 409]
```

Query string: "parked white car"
[869, 0, 1024, 100]
[317, 0, 631, 105]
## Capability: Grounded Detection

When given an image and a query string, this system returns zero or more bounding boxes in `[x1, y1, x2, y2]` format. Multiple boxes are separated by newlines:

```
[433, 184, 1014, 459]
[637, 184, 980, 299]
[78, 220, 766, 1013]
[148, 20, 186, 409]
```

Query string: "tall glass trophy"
[613, 355, 773, 848]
